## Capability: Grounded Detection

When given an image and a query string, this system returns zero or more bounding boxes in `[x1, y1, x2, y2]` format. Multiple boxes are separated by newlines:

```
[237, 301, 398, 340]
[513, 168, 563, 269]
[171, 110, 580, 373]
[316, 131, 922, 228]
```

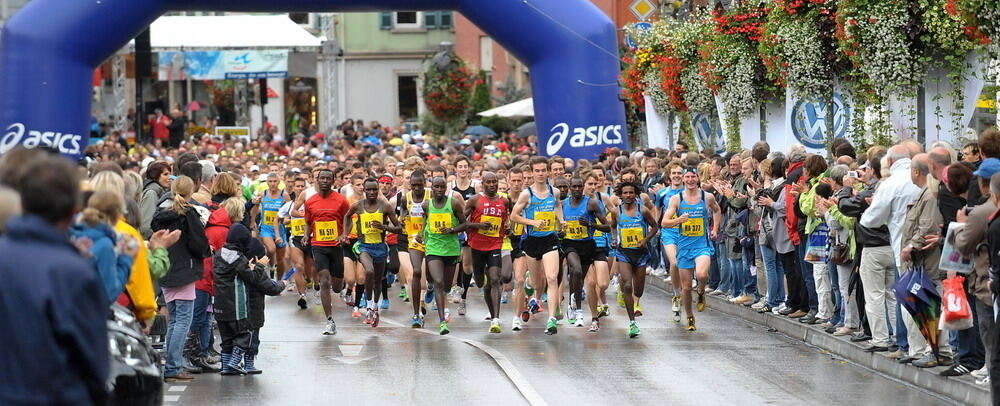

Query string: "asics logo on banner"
[546, 123, 623, 155]
[0, 123, 83, 155]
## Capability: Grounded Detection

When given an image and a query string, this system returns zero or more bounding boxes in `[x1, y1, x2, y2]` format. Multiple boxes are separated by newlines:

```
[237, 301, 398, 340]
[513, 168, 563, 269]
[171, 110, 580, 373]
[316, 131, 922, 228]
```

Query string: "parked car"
[107, 304, 162, 405]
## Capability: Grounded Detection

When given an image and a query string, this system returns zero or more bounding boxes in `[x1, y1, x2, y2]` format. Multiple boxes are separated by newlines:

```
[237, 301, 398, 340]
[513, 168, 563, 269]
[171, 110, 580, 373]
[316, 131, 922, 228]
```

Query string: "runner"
[254, 173, 288, 279]
[661, 167, 722, 331]
[657, 162, 686, 322]
[343, 173, 366, 317]
[463, 172, 512, 333]
[340, 178, 402, 328]
[561, 176, 611, 329]
[402, 169, 431, 327]
[279, 176, 311, 309]
[506, 167, 537, 331]
[510, 157, 564, 335]
[450, 156, 480, 314]
[418, 177, 467, 335]
[609, 181, 659, 338]
[584, 172, 616, 331]
[303, 169, 351, 335]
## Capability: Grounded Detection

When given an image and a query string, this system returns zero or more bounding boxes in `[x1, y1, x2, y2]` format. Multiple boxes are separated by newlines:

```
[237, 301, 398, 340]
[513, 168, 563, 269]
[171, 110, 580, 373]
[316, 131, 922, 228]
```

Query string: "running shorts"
[344, 238, 359, 262]
[522, 234, 559, 261]
[426, 255, 460, 265]
[593, 246, 609, 262]
[471, 248, 502, 277]
[677, 246, 713, 270]
[614, 248, 650, 268]
[358, 242, 389, 263]
[312, 246, 345, 278]
[561, 239, 597, 270]
[260, 225, 288, 248]
[661, 228, 679, 246]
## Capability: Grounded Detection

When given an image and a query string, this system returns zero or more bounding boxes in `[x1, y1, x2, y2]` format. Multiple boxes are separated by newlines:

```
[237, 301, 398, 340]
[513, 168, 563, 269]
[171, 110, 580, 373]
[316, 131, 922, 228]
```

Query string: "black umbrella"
[517, 122, 536, 139]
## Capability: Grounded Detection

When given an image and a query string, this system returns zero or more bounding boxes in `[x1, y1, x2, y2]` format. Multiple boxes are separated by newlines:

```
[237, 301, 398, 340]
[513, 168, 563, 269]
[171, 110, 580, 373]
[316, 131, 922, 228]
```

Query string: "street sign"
[625, 22, 653, 49]
[629, 0, 657, 20]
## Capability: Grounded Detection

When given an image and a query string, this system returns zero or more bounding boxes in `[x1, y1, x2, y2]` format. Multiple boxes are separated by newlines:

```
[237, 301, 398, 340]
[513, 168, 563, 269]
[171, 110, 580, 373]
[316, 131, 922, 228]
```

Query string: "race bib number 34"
[481, 215, 502, 237]
[565, 220, 587, 240]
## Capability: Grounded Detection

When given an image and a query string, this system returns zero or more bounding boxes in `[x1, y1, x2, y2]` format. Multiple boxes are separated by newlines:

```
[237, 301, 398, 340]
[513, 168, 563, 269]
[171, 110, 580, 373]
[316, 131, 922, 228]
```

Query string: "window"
[288, 13, 309, 25]
[394, 11, 420, 29]
[480, 36, 494, 72]
[397, 75, 418, 121]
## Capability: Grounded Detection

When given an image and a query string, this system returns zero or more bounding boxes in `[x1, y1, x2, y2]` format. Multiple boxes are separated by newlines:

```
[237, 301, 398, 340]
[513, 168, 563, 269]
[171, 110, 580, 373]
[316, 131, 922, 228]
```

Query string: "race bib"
[621, 226, 644, 249]
[406, 216, 424, 236]
[681, 217, 705, 237]
[429, 212, 452, 234]
[481, 215, 502, 238]
[535, 211, 556, 232]
[360, 212, 384, 243]
[290, 218, 306, 236]
[315, 221, 339, 242]
[565, 220, 587, 240]
[512, 222, 525, 236]
[263, 211, 277, 227]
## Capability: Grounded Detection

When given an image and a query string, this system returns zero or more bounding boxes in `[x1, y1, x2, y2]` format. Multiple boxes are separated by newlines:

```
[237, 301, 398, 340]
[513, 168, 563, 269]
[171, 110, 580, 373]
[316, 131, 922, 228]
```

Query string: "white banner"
[763, 101, 788, 152]
[643, 95, 671, 149]
[691, 110, 724, 152]
[923, 51, 987, 147]
[714, 94, 760, 151]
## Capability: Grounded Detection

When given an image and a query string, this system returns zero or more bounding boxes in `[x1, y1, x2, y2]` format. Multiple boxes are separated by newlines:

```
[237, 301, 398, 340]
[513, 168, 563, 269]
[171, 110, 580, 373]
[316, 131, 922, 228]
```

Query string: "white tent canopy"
[477, 98, 534, 118]
[144, 15, 323, 51]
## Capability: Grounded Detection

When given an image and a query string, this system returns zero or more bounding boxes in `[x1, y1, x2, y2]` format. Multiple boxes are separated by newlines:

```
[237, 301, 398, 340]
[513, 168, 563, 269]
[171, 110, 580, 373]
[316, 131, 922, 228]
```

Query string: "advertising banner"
[643, 95, 671, 149]
[714, 95, 761, 151]
[782, 84, 854, 153]
[158, 50, 288, 81]
[922, 51, 986, 147]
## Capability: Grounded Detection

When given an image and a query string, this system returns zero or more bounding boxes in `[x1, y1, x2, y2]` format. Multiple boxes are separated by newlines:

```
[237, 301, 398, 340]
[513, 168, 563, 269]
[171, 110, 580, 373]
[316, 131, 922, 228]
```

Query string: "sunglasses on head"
[682, 168, 699, 175]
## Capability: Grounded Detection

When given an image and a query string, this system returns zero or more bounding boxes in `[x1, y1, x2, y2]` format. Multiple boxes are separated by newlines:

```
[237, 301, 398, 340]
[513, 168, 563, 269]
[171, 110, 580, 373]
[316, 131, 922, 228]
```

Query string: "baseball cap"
[974, 158, 1000, 179]
[250, 165, 260, 172]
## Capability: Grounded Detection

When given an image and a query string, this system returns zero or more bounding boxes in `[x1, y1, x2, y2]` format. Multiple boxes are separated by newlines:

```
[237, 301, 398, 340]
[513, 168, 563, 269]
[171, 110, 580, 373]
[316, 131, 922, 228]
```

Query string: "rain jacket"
[69, 219, 133, 305]
[954, 199, 995, 304]
[151, 204, 210, 288]
[114, 219, 157, 321]
[213, 223, 283, 327]
[901, 186, 943, 279]
[139, 180, 167, 238]
[200, 207, 234, 295]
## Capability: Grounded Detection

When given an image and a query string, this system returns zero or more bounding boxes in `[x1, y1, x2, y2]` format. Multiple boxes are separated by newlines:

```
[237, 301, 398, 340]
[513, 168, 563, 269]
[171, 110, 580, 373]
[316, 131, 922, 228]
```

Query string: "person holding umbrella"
[898, 153, 953, 367]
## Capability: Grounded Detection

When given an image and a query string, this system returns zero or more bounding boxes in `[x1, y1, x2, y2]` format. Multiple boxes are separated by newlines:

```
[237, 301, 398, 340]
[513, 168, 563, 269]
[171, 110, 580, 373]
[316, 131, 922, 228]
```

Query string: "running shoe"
[380, 298, 390, 310]
[423, 289, 435, 305]
[573, 310, 585, 327]
[371, 310, 380, 328]
[528, 298, 541, 314]
[520, 310, 531, 323]
[458, 300, 467, 316]
[545, 317, 558, 335]
[671, 296, 681, 313]
[524, 272, 534, 296]
[489, 319, 501, 334]
[588, 319, 600, 332]
[686, 316, 697, 331]
[567, 306, 577, 325]
[386, 273, 396, 286]
[298, 294, 308, 309]
[351, 307, 362, 318]
[597, 305, 609, 318]
[617, 289, 625, 308]
[696, 291, 706, 312]
[512, 318, 523, 331]
[542, 293, 548, 303]
[411, 314, 424, 328]
[501, 291, 509, 304]
[672, 310, 681, 323]
[628, 321, 641, 338]
[634, 302, 643, 317]
[399, 286, 408, 299]
[449, 286, 463, 303]
[359, 296, 368, 309]
[444, 308, 452, 323]
[323, 319, 337, 335]
[364, 308, 374, 325]
[439, 321, 450, 335]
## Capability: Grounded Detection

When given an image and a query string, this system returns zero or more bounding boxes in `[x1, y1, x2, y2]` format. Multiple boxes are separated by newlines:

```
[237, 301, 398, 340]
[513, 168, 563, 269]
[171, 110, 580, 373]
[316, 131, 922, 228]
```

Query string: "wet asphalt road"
[165, 280, 947, 406]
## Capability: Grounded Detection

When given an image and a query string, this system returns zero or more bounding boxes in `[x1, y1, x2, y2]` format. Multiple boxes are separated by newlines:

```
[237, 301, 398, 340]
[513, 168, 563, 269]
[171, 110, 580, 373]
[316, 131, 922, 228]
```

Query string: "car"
[107, 304, 163, 405]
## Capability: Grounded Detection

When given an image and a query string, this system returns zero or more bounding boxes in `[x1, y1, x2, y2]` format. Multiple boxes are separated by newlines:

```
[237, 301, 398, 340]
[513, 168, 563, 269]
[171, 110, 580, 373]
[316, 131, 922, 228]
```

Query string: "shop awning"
[148, 15, 323, 51]
[477, 98, 534, 118]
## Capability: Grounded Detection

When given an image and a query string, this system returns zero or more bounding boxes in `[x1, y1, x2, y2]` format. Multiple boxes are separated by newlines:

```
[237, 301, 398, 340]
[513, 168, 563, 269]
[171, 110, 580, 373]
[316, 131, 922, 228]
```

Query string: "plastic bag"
[941, 275, 973, 331]
[804, 223, 829, 264]
[939, 222, 974, 274]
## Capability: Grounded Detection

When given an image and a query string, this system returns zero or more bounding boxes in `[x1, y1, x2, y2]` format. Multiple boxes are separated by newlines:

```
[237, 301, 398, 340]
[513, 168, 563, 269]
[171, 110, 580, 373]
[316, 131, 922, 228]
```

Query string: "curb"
[646, 276, 990, 406]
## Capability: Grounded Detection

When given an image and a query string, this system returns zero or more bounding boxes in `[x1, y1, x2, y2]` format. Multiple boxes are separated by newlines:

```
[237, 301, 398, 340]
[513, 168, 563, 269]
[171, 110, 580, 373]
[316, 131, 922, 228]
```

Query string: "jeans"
[729, 256, 745, 297]
[955, 295, 985, 368]
[708, 252, 720, 290]
[894, 268, 908, 351]
[742, 240, 758, 298]
[759, 244, 784, 308]
[797, 244, 818, 311]
[189, 290, 212, 357]
[717, 241, 733, 295]
[828, 261, 843, 325]
[165, 299, 194, 376]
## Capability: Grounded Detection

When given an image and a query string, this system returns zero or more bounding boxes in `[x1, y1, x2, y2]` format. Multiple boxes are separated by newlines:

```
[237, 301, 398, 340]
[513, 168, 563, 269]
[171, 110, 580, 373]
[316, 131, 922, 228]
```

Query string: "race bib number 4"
[290, 219, 306, 236]
[429, 213, 451, 234]
[565, 220, 587, 240]
[621, 227, 644, 249]
[315, 221, 339, 242]
[481, 215, 502, 238]
[535, 211, 556, 232]
[681, 217, 705, 237]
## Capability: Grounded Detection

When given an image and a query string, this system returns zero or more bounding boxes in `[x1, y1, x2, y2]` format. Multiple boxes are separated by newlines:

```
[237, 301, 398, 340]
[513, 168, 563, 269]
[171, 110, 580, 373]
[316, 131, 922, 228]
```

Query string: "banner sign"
[692, 111, 724, 152]
[643, 95, 670, 149]
[923, 51, 986, 146]
[158, 50, 288, 81]
[714, 95, 761, 151]
[781, 85, 853, 153]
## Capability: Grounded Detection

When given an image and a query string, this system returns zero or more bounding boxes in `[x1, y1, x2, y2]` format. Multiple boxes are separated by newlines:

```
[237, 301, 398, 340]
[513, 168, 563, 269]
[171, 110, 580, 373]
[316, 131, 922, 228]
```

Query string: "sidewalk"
[646, 277, 991, 406]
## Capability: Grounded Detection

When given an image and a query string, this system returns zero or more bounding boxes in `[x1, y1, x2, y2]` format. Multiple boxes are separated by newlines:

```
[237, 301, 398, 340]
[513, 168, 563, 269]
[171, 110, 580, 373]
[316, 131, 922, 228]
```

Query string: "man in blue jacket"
[0, 150, 109, 405]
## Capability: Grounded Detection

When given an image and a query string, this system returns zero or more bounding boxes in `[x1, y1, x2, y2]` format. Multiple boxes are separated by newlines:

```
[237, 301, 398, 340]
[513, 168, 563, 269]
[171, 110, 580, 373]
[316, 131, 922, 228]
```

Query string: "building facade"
[334, 11, 455, 128]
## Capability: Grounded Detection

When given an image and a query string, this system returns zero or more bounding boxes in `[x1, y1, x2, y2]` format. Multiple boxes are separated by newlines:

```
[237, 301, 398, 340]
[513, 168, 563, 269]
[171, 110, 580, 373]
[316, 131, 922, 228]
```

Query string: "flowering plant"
[952, 0, 999, 45]
[836, 0, 923, 97]
[760, 0, 843, 100]
[423, 55, 480, 122]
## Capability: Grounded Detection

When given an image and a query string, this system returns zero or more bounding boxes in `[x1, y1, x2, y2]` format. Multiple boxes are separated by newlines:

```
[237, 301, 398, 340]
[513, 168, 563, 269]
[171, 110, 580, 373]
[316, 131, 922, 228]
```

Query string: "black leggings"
[779, 250, 808, 312]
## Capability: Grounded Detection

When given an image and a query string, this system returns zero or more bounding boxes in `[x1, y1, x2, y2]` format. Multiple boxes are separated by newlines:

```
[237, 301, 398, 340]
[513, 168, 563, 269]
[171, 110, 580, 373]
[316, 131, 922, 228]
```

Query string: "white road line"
[167, 385, 187, 392]
[163, 395, 180, 402]
[381, 318, 549, 406]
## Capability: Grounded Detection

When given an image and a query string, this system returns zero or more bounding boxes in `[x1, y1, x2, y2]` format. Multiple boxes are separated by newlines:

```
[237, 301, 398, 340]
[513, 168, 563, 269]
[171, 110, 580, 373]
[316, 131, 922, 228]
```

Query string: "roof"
[148, 15, 323, 51]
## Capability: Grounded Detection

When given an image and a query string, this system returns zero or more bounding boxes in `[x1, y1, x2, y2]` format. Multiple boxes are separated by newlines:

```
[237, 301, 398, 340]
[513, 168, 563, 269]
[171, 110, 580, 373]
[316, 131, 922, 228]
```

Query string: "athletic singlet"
[280, 201, 306, 237]
[499, 192, 514, 251]
[508, 191, 526, 241]
[260, 190, 286, 230]
[525, 184, 556, 238]
[404, 189, 429, 237]
[359, 203, 385, 244]
[617, 200, 647, 250]
[424, 195, 461, 256]
[593, 192, 610, 248]
[677, 191, 711, 249]
[451, 179, 478, 201]
[468, 194, 508, 251]
[561, 196, 594, 241]
[659, 186, 685, 232]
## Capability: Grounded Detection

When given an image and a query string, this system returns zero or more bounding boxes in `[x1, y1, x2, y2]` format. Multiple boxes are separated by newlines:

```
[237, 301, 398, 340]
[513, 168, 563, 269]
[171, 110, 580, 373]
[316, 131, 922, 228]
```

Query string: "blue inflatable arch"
[0, 0, 628, 161]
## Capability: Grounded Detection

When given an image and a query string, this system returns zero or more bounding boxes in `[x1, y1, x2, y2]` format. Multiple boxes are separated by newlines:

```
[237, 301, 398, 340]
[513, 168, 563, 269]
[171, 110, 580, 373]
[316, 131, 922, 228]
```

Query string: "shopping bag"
[941, 275, 973, 330]
[804, 223, 829, 265]
[939, 222, 974, 274]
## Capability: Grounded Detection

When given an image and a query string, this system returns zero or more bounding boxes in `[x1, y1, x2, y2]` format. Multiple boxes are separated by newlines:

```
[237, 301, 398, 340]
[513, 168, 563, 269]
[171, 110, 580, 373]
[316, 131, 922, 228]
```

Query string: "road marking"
[164, 395, 180, 402]
[168, 385, 187, 392]
[381, 318, 549, 406]
[338, 344, 364, 357]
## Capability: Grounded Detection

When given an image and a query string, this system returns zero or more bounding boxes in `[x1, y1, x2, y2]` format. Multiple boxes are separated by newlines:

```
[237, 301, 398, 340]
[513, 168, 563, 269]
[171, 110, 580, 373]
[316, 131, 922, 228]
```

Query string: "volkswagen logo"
[791, 93, 851, 149]
[692, 113, 724, 151]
